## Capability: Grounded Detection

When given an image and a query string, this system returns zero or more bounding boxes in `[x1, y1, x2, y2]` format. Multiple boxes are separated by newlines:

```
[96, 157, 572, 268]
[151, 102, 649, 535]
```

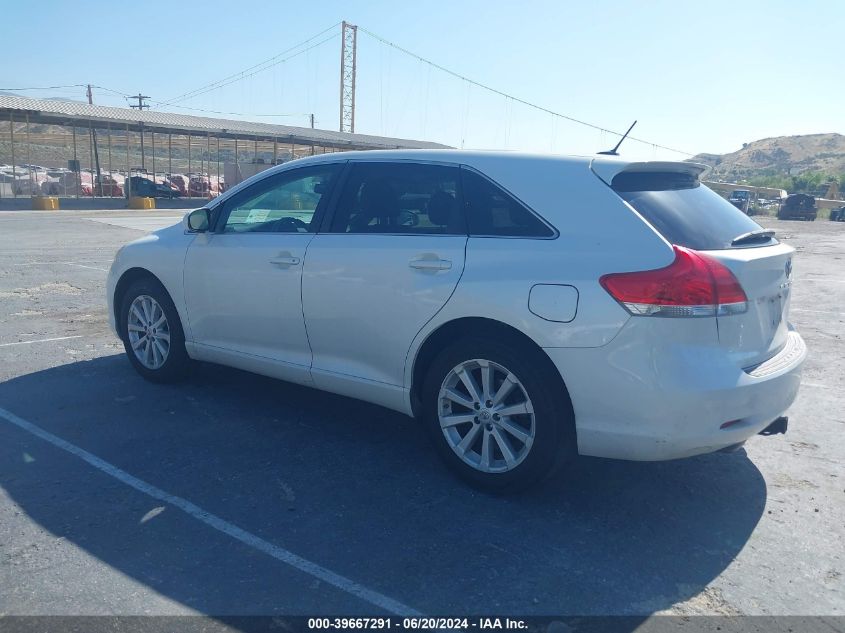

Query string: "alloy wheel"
[438, 358, 536, 473]
[127, 294, 171, 370]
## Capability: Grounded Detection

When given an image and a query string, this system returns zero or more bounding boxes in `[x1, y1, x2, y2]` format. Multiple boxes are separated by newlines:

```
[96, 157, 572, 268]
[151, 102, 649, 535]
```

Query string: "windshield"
[612, 171, 775, 250]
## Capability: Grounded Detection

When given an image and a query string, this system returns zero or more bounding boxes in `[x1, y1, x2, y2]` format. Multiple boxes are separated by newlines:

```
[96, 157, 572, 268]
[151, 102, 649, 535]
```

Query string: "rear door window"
[329, 162, 465, 235]
[612, 171, 775, 250]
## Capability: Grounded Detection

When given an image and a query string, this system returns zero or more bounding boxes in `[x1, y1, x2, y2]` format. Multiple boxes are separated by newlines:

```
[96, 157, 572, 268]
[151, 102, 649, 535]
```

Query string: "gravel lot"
[0, 209, 842, 617]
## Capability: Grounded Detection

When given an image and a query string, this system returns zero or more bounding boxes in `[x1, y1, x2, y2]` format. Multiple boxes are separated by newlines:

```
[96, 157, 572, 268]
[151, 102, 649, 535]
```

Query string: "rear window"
[612, 171, 773, 250]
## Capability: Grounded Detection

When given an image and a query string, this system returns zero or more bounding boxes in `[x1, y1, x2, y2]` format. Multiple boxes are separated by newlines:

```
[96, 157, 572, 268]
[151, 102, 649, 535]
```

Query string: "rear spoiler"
[590, 158, 707, 187]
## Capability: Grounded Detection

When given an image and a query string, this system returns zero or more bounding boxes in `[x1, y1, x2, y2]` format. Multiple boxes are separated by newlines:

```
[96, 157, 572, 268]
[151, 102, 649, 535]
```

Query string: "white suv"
[107, 150, 806, 491]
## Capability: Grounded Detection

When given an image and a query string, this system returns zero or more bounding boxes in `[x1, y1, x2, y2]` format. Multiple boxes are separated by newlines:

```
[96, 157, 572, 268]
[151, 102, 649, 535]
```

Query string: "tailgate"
[704, 243, 795, 368]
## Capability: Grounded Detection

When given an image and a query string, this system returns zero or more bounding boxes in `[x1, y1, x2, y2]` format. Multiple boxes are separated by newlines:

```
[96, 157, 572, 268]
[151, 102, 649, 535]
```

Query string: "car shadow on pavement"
[0, 354, 767, 616]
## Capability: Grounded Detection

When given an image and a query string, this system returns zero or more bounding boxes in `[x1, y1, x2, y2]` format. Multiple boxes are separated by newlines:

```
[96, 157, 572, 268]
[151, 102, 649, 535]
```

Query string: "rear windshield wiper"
[731, 229, 776, 246]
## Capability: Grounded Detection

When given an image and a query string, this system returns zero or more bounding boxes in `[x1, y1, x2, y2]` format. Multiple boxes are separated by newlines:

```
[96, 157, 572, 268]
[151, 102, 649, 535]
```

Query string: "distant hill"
[691, 133, 845, 181]
[0, 91, 83, 103]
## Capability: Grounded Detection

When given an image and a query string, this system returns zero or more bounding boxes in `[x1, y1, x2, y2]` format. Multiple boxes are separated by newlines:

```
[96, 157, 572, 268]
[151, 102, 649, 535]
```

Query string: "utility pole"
[87, 84, 103, 196]
[310, 113, 315, 129]
[339, 21, 357, 133]
[129, 94, 150, 171]
[129, 94, 150, 110]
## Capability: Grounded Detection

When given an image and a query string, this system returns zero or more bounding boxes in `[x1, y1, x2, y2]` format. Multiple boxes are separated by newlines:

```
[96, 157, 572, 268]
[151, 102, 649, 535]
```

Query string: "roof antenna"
[598, 120, 637, 156]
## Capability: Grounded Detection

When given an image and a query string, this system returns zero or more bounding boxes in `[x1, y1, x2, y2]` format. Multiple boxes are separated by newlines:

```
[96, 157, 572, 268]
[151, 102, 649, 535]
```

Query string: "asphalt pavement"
[0, 209, 842, 617]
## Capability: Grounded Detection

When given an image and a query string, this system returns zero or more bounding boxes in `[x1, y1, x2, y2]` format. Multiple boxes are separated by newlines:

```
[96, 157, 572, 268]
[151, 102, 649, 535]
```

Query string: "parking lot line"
[798, 278, 845, 284]
[791, 308, 845, 316]
[63, 262, 109, 272]
[0, 335, 83, 347]
[0, 404, 422, 617]
[11, 261, 109, 272]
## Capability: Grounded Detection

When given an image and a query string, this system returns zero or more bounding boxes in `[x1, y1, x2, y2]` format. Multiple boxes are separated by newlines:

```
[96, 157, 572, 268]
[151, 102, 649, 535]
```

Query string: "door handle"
[269, 255, 301, 267]
[409, 257, 452, 271]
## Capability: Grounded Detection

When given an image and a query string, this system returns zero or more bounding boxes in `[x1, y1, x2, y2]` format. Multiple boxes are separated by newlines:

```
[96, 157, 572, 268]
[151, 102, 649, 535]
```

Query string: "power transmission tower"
[339, 21, 357, 133]
[129, 94, 150, 110]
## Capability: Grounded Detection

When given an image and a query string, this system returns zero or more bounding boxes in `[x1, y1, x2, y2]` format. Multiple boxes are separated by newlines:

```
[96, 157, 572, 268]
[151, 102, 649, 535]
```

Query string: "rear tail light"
[600, 246, 747, 317]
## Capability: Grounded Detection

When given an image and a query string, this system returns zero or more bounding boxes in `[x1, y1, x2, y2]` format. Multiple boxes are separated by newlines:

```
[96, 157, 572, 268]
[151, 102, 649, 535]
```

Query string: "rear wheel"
[422, 337, 575, 493]
[119, 278, 189, 383]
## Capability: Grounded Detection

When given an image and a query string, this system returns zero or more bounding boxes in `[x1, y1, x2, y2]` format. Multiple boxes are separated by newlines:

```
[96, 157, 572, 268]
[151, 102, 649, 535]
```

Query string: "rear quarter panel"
[404, 154, 675, 389]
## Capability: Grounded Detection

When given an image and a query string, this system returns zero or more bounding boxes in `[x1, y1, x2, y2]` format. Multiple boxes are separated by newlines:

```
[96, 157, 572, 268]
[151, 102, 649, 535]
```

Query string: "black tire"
[421, 337, 576, 493]
[118, 277, 190, 383]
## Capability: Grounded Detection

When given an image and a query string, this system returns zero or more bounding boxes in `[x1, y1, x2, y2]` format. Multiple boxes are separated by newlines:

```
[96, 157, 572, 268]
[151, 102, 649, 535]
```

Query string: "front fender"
[107, 223, 195, 341]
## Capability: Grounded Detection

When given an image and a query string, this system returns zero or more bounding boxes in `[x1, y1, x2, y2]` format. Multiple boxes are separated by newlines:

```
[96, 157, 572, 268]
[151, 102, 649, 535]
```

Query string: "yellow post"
[128, 196, 156, 210]
[32, 196, 60, 210]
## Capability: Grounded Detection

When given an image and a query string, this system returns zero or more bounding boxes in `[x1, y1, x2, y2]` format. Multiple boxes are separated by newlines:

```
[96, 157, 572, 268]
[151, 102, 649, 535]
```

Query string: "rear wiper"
[731, 229, 776, 246]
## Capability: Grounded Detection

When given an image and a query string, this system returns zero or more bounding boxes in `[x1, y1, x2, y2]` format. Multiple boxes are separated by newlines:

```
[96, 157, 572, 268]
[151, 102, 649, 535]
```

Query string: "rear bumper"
[545, 326, 807, 461]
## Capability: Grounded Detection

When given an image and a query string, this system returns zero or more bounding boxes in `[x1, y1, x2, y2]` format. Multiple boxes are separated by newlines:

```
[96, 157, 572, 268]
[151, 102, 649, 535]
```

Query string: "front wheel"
[421, 338, 576, 493]
[119, 278, 190, 383]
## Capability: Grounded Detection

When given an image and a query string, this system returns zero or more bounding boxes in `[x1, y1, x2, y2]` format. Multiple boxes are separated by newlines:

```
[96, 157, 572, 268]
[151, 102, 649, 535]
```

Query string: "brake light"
[600, 246, 747, 317]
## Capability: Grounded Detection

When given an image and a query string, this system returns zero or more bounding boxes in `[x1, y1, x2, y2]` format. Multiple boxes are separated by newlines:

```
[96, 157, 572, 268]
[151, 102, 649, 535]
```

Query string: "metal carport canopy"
[0, 94, 451, 151]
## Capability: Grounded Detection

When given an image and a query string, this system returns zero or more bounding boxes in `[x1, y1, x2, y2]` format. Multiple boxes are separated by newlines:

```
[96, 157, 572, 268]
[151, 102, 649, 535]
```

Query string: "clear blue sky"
[3, 0, 841, 161]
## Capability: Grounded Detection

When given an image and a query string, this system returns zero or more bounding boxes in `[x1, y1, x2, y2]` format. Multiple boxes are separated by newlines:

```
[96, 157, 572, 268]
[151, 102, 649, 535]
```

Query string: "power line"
[358, 26, 694, 157]
[92, 85, 133, 98]
[161, 23, 341, 106]
[149, 101, 315, 122]
[164, 32, 339, 106]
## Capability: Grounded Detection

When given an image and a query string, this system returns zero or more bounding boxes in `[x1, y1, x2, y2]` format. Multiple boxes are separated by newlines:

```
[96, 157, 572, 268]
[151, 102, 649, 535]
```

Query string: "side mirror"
[185, 208, 210, 232]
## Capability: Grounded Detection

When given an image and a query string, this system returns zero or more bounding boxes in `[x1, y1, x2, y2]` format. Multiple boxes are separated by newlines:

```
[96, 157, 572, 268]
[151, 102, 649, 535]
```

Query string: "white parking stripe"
[791, 308, 845, 316]
[86, 216, 182, 232]
[0, 335, 83, 347]
[11, 262, 109, 272]
[797, 278, 845, 284]
[65, 263, 109, 272]
[0, 405, 421, 616]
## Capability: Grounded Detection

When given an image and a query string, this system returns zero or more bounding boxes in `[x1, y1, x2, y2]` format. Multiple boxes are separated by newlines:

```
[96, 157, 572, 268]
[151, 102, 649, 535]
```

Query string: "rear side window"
[612, 171, 772, 250]
[461, 168, 554, 237]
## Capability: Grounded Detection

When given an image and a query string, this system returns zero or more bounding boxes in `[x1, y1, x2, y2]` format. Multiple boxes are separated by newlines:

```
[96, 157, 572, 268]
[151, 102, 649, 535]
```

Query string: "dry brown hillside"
[691, 133, 845, 181]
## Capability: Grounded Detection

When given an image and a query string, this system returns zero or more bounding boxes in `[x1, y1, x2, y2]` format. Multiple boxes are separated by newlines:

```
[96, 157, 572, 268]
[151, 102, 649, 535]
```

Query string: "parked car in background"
[95, 174, 125, 197]
[125, 176, 181, 199]
[830, 206, 845, 222]
[107, 151, 805, 491]
[778, 193, 817, 221]
[188, 174, 224, 198]
[728, 189, 752, 214]
[39, 170, 91, 196]
[12, 170, 48, 196]
[167, 174, 189, 196]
